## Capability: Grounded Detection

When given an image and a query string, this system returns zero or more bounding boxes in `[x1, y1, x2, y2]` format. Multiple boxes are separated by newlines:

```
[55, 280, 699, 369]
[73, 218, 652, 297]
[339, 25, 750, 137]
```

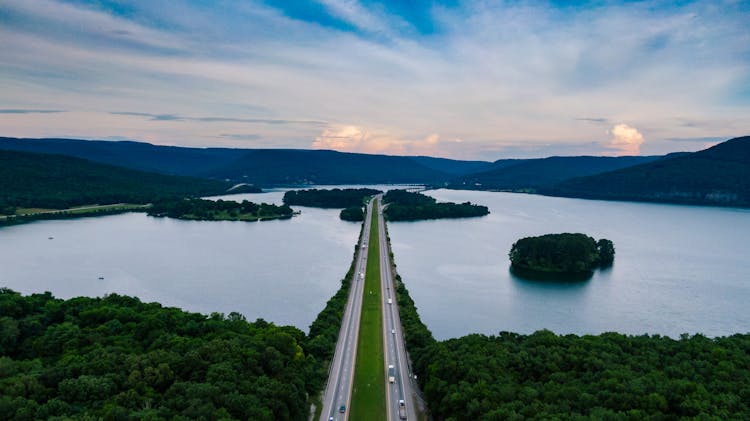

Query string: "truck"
[398, 399, 407, 419]
[388, 365, 395, 383]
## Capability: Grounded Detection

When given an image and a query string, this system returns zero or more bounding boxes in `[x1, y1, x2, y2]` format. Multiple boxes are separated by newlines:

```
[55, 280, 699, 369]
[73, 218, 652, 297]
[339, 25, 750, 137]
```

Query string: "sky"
[1, 0, 749, 160]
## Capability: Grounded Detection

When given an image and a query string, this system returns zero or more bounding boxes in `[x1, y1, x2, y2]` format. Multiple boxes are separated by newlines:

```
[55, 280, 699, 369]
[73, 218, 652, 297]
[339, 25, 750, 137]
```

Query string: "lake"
[387, 190, 750, 339]
[0, 185, 406, 330]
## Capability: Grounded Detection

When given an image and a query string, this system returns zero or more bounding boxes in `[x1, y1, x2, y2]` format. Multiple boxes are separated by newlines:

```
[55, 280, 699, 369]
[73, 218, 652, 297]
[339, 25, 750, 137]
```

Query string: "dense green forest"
[509, 233, 614, 276]
[339, 206, 365, 221]
[0, 289, 319, 420]
[148, 199, 294, 222]
[549, 136, 750, 207]
[417, 331, 750, 420]
[0, 150, 231, 213]
[282, 188, 381, 208]
[382, 190, 489, 221]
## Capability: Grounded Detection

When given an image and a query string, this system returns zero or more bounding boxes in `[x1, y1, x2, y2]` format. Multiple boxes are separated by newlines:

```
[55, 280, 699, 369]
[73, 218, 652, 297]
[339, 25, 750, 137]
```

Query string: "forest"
[382, 190, 489, 221]
[0, 150, 230, 213]
[147, 199, 294, 222]
[282, 188, 381, 208]
[509, 233, 614, 276]
[0, 289, 321, 420]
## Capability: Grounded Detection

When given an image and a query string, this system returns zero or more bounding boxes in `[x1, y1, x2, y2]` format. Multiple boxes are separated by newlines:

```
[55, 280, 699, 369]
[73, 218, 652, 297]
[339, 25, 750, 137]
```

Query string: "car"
[329, 417, 334, 421]
[392, 329, 395, 334]
[339, 405, 346, 413]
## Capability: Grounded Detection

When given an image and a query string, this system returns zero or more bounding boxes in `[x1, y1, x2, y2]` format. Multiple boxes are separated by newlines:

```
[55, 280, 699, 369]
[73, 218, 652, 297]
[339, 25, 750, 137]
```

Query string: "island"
[382, 190, 489, 221]
[147, 198, 295, 222]
[339, 206, 365, 222]
[509, 233, 614, 277]
[282, 188, 381, 208]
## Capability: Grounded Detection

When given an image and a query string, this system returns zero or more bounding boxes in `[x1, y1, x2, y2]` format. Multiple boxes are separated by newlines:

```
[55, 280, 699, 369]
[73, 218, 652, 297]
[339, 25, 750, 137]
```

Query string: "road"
[319, 198, 374, 421]
[378, 200, 418, 421]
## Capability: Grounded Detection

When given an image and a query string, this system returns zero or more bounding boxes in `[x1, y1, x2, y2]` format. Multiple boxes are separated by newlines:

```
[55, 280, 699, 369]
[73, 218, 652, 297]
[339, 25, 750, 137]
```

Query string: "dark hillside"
[549, 136, 750, 207]
[449, 155, 661, 191]
[0, 150, 231, 210]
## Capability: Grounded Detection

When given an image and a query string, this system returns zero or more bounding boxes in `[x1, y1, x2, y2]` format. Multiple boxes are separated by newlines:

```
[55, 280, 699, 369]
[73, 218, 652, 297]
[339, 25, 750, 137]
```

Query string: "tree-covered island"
[282, 188, 381, 208]
[339, 206, 365, 222]
[382, 189, 489, 221]
[148, 198, 294, 222]
[509, 233, 614, 277]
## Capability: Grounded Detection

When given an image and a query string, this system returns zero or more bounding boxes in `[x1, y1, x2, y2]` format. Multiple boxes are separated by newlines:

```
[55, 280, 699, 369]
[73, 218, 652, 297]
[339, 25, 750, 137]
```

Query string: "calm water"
[0, 185, 408, 329]
[388, 190, 750, 339]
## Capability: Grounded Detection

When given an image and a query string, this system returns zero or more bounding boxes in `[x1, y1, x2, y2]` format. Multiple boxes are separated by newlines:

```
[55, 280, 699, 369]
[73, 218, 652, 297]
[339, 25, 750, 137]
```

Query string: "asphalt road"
[378, 200, 418, 421]
[319, 198, 374, 421]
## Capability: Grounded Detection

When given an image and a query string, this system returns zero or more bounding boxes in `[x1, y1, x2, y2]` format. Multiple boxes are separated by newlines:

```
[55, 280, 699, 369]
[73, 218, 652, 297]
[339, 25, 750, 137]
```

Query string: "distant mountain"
[211, 149, 454, 184]
[0, 137, 242, 177]
[449, 155, 662, 191]
[408, 156, 491, 175]
[0, 137, 487, 185]
[0, 149, 231, 210]
[548, 136, 750, 207]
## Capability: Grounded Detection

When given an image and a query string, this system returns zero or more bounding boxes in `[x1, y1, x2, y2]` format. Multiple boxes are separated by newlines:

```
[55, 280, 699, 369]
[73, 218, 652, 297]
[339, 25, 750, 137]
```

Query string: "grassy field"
[349, 201, 386, 421]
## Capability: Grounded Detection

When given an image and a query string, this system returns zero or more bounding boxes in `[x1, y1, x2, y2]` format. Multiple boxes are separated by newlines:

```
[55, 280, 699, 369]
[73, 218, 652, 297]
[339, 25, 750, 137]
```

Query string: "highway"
[378, 200, 418, 421]
[319, 198, 374, 421]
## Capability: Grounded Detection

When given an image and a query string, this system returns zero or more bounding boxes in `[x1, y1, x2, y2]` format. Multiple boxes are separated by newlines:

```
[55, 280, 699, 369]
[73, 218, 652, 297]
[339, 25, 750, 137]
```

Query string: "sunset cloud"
[312, 125, 449, 156]
[608, 124, 645, 156]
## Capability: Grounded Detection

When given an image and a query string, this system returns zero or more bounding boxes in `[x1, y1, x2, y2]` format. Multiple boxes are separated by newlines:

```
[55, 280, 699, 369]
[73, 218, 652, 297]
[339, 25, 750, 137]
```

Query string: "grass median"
[349, 200, 386, 421]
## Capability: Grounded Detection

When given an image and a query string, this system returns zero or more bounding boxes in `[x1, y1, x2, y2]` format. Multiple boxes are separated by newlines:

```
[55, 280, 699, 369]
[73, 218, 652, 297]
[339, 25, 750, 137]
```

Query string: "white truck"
[398, 399, 407, 419]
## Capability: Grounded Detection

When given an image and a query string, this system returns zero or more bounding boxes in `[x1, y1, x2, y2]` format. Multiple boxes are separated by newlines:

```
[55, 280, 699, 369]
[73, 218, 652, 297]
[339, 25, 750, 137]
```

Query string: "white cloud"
[608, 124, 645, 156]
[312, 125, 451, 156]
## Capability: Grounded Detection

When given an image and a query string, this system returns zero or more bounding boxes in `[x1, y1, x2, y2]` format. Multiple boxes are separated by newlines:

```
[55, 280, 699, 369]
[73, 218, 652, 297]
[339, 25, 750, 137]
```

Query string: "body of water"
[387, 190, 750, 339]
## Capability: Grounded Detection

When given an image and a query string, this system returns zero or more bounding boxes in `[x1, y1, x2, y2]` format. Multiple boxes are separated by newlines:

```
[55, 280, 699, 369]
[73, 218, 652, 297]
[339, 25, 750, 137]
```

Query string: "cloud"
[576, 117, 609, 124]
[312, 125, 453, 156]
[0, 109, 65, 114]
[218, 133, 262, 141]
[607, 124, 645, 156]
[0, 0, 748, 159]
[110, 112, 326, 126]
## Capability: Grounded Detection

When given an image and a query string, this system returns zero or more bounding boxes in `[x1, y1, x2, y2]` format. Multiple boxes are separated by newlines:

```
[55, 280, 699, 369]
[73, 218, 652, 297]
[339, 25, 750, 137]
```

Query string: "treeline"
[339, 206, 365, 221]
[282, 188, 381, 208]
[509, 233, 614, 276]
[0, 150, 230, 212]
[0, 289, 319, 420]
[382, 190, 489, 221]
[416, 331, 750, 420]
[148, 199, 294, 221]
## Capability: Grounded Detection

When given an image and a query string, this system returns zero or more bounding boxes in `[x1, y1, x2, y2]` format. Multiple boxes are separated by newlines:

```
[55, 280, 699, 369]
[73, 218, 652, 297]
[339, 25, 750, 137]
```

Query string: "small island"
[382, 190, 489, 221]
[283, 188, 381, 208]
[339, 206, 365, 221]
[148, 198, 294, 222]
[509, 233, 614, 278]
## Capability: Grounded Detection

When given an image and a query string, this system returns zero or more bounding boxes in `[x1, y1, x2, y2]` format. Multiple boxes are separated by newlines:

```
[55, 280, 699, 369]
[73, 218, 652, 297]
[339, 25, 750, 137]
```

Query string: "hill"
[0, 137, 489, 185]
[549, 136, 750, 207]
[449, 155, 662, 191]
[0, 149, 231, 211]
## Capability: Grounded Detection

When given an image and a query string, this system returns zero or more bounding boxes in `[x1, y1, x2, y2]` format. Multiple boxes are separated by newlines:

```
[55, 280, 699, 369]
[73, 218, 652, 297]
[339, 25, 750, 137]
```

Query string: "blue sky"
[1, 0, 748, 159]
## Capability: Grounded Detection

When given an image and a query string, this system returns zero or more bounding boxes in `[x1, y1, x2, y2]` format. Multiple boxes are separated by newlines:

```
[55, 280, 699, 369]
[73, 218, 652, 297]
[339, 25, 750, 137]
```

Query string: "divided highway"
[320, 199, 374, 421]
[378, 200, 418, 421]
[320, 196, 420, 420]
